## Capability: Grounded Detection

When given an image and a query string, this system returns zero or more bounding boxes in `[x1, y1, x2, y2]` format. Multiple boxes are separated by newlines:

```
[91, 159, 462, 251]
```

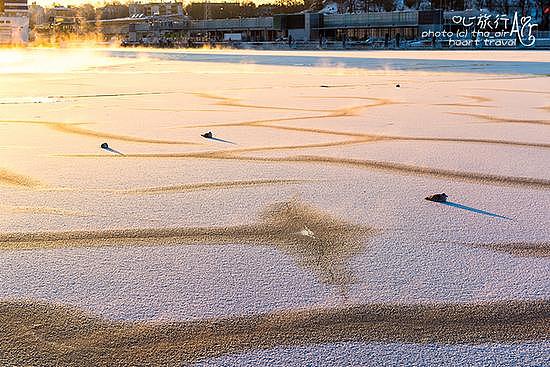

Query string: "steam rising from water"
[0, 49, 136, 74]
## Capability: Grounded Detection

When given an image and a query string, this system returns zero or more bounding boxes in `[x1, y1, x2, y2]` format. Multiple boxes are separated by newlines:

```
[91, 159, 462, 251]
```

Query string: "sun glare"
[0, 48, 133, 73]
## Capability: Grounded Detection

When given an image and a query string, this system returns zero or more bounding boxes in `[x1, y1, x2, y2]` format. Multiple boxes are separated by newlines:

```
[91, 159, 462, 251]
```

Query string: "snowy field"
[0, 48, 548, 366]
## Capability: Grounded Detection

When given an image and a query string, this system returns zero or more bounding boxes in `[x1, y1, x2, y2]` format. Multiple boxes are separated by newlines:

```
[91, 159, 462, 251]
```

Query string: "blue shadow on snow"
[440, 201, 512, 220]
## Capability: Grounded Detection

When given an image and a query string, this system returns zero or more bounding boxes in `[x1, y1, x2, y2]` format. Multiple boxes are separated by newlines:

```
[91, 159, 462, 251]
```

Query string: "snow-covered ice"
[0, 48, 548, 365]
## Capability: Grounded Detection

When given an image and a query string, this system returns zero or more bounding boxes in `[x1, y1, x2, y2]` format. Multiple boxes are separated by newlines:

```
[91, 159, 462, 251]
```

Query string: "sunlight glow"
[32, 0, 275, 7]
[0, 48, 134, 73]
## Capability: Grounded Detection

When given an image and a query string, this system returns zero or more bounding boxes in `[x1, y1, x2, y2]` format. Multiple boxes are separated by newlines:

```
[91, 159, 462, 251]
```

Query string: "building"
[184, 10, 443, 44]
[28, 2, 46, 27]
[129, 2, 183, 18]
[47, 6, 78, 33]
[271, 11, 444, 43]
[0, 0, 29, 43]
[114, 8, 548, 48]
[0, 0, 27, 16]
[113, 10, 444, 45]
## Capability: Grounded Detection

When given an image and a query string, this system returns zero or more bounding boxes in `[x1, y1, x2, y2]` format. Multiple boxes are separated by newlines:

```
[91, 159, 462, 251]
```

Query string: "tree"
[240, 1, 257, 17]
[274, 0, 307, 13]
[405, 0, 418, 9]
[76, 4, 96, 21]
[304, 0, 324, 11]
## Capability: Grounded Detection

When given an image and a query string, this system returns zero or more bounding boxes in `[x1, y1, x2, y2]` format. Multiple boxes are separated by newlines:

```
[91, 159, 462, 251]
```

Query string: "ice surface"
[0, 48, 548, 364]
[196, 341, 550, 367]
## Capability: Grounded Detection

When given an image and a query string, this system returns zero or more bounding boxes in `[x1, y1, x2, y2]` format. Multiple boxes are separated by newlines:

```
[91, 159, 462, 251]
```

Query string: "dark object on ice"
[100, 142, 124, 156]
[395, 84, 400, 88]
[425, 193, 448, 203]
[201, 131, 236, 145]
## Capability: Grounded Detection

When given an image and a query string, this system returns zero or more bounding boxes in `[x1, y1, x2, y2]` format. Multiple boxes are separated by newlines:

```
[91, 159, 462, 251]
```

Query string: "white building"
[0, 0, 29, 44]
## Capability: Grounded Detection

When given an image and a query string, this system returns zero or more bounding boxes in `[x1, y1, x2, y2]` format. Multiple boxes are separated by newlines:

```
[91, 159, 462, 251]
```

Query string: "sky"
[32, 0, 273, 8]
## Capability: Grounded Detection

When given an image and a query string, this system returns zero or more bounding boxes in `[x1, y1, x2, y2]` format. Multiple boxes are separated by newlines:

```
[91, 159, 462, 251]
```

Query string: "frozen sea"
[0, 48, 548, 366]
